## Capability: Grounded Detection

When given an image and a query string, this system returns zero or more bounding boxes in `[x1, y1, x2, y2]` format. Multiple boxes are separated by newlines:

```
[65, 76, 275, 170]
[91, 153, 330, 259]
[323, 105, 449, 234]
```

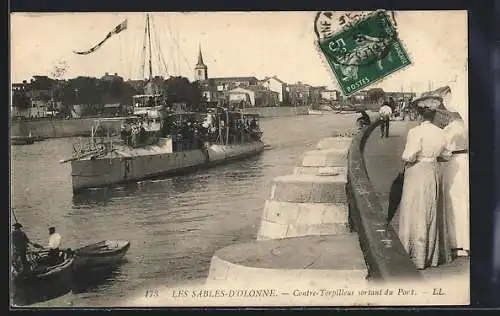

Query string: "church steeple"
[196, 45, 206, 67]
[194, 44, 208, 81]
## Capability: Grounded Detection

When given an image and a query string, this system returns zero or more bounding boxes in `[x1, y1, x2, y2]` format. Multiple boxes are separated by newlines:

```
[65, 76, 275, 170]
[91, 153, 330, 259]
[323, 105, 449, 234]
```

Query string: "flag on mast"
[73, 19, 128, 55]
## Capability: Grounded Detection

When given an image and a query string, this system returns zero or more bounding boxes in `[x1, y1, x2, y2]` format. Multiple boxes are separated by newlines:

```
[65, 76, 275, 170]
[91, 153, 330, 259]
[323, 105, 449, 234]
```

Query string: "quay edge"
[205, 121, 424, 291]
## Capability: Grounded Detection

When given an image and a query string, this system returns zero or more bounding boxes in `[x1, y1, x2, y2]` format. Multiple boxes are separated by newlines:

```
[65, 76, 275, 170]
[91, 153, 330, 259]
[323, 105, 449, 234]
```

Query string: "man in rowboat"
[46, 227, 63, 265]
[11, 223, 43, 272]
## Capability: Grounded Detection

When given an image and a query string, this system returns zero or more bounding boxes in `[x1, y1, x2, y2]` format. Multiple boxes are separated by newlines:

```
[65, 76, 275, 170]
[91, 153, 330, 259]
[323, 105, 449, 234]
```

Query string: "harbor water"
[10, 113, 358, 307]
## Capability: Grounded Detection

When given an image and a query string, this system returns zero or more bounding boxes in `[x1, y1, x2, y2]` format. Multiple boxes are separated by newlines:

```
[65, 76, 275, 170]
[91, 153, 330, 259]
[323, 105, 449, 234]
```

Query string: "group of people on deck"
[119, 111, 261, 150]
[392, 93, 469, 270]
[120, 118, 150, 147]
[200, 113, 261, 144]
[12, 223, 63, 273]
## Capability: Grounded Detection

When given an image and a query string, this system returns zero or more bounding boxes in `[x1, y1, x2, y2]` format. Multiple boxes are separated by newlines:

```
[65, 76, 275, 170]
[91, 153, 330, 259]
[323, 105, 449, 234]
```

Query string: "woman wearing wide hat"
[397, 95, 453, 269]
[437, 87, 469, 258]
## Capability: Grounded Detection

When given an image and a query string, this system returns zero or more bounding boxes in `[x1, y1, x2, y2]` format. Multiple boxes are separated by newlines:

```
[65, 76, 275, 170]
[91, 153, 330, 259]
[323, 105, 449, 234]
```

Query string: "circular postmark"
[314, 10, 397, 40]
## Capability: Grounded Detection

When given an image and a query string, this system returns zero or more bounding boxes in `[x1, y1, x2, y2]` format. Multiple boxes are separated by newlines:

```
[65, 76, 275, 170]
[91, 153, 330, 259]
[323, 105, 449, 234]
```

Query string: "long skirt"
[398, 160, 452, 269]
[441, 154, 469, 252]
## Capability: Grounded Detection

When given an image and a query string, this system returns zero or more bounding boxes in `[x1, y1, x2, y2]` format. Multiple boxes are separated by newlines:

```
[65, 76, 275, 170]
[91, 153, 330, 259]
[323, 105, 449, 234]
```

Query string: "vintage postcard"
[10, 10, 469, 307]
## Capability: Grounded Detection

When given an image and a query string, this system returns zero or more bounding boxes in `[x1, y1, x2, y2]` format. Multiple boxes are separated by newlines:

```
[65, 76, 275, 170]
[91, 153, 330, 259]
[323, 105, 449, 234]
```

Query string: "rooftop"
[262, 76, 287, 84]
[229, 86, 277, 93]
[209, 76, 259, 82]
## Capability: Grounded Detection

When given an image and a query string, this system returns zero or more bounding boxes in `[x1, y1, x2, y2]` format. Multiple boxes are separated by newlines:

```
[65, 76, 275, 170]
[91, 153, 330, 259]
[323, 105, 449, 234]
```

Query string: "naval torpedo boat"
[61, 14, 265, 192]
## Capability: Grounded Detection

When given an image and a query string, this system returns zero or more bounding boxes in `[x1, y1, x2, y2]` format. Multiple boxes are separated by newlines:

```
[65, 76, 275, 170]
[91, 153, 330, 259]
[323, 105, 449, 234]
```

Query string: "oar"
[11, 208, 19, 224]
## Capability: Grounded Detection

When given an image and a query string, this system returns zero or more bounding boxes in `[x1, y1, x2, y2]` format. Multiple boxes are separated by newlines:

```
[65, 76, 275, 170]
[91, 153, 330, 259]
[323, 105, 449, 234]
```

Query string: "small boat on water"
[308, 109, 334, 115]
[73, 240, 130, 271]
[12, 250, 74, 306]
[11, 133, 36, 145]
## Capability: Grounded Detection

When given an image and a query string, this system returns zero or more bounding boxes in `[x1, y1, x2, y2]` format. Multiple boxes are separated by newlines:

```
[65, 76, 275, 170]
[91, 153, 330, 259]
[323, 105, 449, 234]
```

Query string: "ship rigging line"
[150, 14, 170, 78]
[166, 14, 195, 78]
[146, 14, 154, 80]
[166, 15, 177, 75]
[140, 15, 149, 80]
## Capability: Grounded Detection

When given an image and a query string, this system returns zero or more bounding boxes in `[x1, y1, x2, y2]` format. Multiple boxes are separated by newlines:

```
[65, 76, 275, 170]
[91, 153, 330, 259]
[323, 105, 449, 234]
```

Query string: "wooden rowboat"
[11, 135, 36, 145]
[12, 250, 75, 306]
[73, 240, 130, 271]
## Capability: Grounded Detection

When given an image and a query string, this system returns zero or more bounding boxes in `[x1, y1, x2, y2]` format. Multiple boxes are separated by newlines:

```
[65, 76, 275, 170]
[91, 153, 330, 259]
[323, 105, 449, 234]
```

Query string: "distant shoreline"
[10, 106, 311, 139]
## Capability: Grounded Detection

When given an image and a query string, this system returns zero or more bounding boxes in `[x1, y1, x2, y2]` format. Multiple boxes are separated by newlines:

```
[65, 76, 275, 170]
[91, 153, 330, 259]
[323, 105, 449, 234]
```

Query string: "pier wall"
[244, 106, 309, 118]
[205, 119, 425, 287]
[10, 118, 123, 139]
[205, 127, 369, 287]
[10, 106, 309, 139]
[346, 119, 421, 281]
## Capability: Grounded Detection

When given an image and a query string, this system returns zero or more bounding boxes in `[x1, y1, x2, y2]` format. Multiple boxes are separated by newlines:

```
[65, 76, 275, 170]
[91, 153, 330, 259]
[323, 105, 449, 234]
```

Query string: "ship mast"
[146, 14, 153, 81]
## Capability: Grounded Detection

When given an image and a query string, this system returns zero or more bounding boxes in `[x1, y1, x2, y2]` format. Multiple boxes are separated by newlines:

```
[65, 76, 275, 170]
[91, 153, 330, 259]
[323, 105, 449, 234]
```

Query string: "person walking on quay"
[398, 98, 453, 270]
[388, 96, 397, 113]
[400, 98, 408, 121]
[379, 101, 393, 138]
[441, 111, 469, 257]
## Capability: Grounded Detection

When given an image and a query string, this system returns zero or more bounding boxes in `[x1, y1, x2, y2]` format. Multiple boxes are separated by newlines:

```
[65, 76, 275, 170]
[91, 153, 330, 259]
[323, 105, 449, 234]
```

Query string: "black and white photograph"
[10, 11, 469, 307]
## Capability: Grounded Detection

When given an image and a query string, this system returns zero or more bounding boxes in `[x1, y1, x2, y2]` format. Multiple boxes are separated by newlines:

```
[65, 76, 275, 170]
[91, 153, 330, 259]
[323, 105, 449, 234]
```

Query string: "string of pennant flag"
[73, 19, 128, 55]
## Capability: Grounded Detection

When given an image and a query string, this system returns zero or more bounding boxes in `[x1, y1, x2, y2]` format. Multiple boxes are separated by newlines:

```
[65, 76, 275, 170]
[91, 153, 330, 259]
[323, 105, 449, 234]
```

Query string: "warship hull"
[71, 141, 265, 192]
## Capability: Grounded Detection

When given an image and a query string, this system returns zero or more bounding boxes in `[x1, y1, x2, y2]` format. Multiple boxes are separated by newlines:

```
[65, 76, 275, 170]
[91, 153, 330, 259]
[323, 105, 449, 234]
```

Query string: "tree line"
[12, 75, 204, 115]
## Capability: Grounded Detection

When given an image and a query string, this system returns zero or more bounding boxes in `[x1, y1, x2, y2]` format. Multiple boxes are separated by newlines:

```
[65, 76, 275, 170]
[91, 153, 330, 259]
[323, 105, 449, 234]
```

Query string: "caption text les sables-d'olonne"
[143, 287, 447, 298]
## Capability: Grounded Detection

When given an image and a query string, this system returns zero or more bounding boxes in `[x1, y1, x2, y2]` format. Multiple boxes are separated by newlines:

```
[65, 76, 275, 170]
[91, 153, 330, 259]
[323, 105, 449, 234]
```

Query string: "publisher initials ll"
[432, 288, 445, 296]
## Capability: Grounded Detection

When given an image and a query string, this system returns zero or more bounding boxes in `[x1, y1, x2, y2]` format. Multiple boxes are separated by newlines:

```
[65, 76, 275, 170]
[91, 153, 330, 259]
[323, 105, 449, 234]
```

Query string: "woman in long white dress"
[398, 105, 453, 269]
[441, 112, 469, 257]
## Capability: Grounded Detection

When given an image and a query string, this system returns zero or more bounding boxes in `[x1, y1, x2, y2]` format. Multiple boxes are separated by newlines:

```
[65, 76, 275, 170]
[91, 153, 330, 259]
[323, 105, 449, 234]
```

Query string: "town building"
[101, 72, 124, 82]
[194, 46, 208, 82]
[320, 89, 341, 101]
[260, 76, 289, 105]
[352, 90, 368, 102]
[228, 86, 279, 107]
[309, 86, 327, 106]
[287, 82, 312, 106]
[194, 48, 268, 105]
[211, 76, 260, 92]
[385, 91, 417, 101]
[11, 76, 64, 119]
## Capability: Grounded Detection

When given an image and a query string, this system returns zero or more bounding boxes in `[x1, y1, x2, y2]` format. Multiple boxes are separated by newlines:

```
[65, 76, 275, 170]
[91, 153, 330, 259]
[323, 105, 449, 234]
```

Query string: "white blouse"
[48, 233, 62, 249]
[443, 119, 468, 151]
[401, 121, 452, 163]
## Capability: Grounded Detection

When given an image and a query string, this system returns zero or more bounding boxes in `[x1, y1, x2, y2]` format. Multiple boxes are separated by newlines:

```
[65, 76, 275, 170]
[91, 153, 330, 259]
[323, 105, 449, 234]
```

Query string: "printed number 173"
[145, 289, 159, 298]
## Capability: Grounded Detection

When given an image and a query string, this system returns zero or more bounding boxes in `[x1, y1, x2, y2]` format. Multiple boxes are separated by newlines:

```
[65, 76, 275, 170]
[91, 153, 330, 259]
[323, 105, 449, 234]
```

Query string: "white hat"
[444, 83, 468, 127]
[411, 95, 443, 111]
[412, 85, 457, 111]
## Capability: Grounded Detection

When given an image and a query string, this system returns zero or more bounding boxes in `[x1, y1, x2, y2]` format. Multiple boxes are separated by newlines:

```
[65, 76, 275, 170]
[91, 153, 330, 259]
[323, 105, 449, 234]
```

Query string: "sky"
[11, 11, 467, 100]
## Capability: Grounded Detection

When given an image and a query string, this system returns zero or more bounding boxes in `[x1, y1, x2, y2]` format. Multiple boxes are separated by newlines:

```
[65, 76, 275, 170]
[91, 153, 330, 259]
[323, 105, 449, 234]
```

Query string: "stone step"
[269, 173, 347, 203]
[257, 200, 350, 240]
[206, 234, 367, 288]
[302, 148, 349, 167]
[293, 166, 348, 176]
[316, 137, 353, 150]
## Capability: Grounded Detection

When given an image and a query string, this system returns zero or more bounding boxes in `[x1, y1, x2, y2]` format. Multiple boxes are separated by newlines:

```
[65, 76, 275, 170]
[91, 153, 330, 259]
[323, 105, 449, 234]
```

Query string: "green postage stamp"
[315, 10, 411, 96]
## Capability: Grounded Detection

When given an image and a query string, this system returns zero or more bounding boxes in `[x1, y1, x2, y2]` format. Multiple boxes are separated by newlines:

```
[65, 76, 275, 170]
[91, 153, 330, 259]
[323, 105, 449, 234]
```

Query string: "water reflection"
[72, 155, 265, 208]
[72, 262, 128, 294]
